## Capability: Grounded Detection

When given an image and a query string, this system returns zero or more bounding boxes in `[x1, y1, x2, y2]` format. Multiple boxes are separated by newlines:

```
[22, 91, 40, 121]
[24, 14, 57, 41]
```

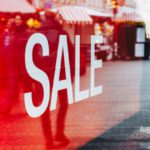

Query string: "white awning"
[56, 6, 93, 25]
[0, 0, 35, 13]
[52, 6, 112, 25]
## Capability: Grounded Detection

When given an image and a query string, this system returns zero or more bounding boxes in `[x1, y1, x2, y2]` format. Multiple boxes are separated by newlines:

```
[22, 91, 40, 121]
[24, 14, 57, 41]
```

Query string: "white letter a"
[50, 35, 73, 111]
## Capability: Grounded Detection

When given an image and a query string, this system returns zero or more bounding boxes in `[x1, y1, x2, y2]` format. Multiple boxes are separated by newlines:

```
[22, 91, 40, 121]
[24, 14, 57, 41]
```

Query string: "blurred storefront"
[0, 1, 148, 150]
[114, 6, 148, 60]
[52, 6, 113, 63]
[28, 0, 115, 62]
[91, 9, 113, 61]
[51, 6, 93, 74]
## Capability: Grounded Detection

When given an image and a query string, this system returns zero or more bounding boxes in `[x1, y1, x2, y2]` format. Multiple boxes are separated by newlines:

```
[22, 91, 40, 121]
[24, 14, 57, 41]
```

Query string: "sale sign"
[24, 34, 103, 118]
[0, 1, 142, 150]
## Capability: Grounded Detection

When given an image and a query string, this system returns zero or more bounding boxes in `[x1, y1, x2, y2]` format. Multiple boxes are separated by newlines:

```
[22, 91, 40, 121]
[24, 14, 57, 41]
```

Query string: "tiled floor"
[0, 60, 146, 150]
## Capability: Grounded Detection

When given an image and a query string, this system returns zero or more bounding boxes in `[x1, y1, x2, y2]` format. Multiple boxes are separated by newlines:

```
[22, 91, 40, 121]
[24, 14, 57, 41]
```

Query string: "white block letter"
[24, 33, 50, 118]
[91, 35, 103, 97]
[50, 35, 73, 111]
[75, 35, 89, 102]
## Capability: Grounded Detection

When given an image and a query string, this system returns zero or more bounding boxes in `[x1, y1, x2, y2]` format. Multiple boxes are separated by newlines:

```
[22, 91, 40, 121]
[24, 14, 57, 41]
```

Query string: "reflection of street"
[0, 60, 143, 150]
[79, 61, 150, 150]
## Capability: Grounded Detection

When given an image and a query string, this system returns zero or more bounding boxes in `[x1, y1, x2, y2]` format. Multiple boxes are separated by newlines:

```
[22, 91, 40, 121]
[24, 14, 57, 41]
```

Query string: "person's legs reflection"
[55, 89, 69, 145]
[33, 82, 54, 149]
[41, 107, 54, 149]
[40, 89, 70, 149]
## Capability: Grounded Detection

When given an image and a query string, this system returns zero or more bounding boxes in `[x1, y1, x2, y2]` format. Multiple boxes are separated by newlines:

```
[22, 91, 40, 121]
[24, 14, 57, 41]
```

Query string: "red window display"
[0, 1, 144, 150]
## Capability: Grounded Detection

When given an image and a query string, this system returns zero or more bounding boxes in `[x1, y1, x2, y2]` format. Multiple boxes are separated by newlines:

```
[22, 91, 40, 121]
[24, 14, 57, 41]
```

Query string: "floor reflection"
[79, 61, 150, 150]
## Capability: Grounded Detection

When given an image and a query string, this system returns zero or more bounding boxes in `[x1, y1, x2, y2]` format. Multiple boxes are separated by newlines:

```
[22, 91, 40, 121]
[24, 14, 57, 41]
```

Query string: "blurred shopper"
[0, 18, 7, 87]
[0, 15, 29, 115]
[0, 17, 16, 114]
[34, 12, 75, 149]
[0, 12, 75, 148]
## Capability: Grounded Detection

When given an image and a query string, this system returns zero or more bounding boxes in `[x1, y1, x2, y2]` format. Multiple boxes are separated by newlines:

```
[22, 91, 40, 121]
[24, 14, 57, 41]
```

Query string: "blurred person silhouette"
[0, 17, 8, 100]
[0, 15, 29, 115]
[0, 17, 16, 114]
[32, 12, 75, 149]
[0, 12, 75, 148]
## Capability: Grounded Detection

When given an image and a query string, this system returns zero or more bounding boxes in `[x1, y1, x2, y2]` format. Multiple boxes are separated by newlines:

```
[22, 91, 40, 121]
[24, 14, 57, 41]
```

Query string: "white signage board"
[136, 28, 145, 42]
[135, 43, 145, 57]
